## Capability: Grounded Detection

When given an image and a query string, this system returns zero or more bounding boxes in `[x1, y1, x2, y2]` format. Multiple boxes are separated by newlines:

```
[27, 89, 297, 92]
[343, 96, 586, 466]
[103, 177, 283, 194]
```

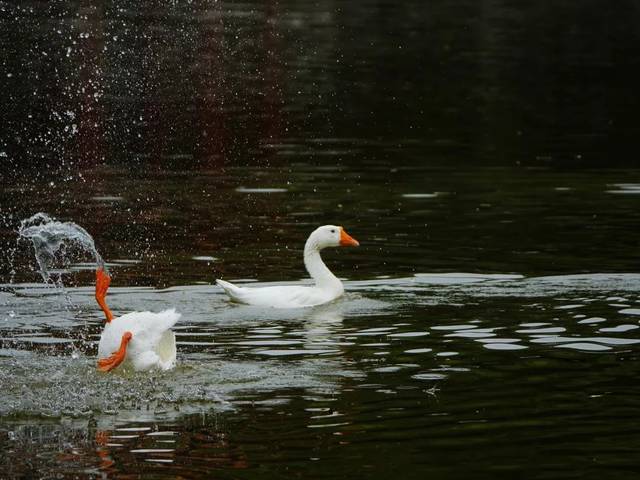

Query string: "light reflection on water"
[2, 274, 640, 445]
[8, 170, 637, 478]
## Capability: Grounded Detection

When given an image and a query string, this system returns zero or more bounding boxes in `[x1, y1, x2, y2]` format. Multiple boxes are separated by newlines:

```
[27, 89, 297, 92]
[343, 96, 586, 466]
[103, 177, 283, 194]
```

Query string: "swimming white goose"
[95, 268, 180, 372]
[216, 225, 359, 308]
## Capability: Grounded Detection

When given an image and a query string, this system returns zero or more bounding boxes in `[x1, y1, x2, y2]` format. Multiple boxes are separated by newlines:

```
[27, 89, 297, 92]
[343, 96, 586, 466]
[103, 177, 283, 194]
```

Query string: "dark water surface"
[2, 1, 640, 479]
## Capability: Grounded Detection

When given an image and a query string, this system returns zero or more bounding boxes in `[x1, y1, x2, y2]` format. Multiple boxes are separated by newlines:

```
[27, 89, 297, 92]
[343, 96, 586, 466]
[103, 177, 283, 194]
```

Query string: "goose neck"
[303, 241, 341, 290]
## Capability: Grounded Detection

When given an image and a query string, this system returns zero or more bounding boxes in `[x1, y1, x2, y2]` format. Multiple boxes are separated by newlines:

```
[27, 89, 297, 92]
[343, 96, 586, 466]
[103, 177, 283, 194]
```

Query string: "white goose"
[95, 268, 180, 372]
[216, 225, 359, 308]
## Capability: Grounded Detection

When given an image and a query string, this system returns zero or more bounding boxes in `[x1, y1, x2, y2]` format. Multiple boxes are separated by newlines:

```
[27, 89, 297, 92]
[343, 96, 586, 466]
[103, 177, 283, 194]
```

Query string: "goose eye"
[330, 229, 335, 233]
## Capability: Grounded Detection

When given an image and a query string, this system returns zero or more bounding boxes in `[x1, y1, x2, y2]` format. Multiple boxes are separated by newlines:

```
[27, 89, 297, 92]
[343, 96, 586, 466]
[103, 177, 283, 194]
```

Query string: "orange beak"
[339, 227, 360, 247]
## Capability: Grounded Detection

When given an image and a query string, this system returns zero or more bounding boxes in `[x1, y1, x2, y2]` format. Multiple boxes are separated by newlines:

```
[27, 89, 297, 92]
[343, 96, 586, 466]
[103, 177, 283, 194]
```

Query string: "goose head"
[308, 225, 359, 250]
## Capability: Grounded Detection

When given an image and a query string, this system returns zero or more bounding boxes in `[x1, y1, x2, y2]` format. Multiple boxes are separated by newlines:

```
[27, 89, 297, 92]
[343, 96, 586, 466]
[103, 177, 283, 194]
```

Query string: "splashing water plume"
[18, 213, 105, 284]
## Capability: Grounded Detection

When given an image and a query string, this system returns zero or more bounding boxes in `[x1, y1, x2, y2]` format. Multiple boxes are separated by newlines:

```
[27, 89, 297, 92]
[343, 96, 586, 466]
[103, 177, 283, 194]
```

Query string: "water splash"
[18, 213, 105, 284]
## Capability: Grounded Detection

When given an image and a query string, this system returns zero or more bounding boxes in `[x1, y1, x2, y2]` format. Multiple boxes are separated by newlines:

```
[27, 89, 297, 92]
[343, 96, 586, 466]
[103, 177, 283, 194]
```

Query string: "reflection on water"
[2, 273, 640, 476]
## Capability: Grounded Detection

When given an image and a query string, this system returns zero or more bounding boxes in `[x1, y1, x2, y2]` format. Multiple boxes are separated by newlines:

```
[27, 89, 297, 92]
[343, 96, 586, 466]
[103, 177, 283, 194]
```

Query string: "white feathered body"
[97, 309, 180, 371]
[216, 279, 343, 308]
[216, 225, 358, 309]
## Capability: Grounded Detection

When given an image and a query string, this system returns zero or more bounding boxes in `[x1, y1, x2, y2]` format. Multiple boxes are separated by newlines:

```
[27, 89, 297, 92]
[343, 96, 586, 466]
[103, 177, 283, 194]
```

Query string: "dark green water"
[2, 1, 640, 478]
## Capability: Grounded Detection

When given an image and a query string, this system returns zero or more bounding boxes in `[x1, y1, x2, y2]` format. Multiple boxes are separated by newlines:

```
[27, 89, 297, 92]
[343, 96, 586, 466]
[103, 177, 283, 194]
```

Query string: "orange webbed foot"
[97, 332, 132, 372]
[95, 268, 114, 323]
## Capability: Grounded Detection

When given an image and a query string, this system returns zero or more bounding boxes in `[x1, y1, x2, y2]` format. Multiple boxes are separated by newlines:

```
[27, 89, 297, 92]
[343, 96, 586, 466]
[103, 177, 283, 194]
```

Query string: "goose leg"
[95, 268, 114, 323]
[97, 332, 132, 372]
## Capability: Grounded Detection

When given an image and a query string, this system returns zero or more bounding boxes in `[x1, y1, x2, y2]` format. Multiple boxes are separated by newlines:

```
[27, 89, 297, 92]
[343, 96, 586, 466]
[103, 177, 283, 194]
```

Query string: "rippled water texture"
[3, 1, 640, 479]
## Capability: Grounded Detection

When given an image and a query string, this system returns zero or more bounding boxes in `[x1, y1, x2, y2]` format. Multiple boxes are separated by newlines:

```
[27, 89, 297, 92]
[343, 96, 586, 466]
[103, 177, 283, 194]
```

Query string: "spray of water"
[15, 213, 107, 354]
[18, 212, 105, 284]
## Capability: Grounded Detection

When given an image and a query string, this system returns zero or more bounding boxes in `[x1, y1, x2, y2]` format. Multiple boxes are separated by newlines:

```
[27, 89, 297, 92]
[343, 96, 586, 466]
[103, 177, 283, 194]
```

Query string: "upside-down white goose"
[95, 268, 180, 372]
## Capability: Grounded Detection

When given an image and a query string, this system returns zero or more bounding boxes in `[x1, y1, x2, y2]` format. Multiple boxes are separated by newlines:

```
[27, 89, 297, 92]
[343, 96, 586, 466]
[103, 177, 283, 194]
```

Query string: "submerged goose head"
[307, 225, 360, 251]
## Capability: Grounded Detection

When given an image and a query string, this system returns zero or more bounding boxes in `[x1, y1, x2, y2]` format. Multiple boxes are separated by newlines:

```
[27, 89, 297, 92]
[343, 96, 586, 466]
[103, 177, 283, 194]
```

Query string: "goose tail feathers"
[216, 279, 246, 303]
